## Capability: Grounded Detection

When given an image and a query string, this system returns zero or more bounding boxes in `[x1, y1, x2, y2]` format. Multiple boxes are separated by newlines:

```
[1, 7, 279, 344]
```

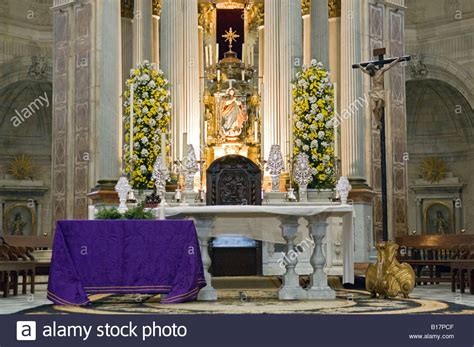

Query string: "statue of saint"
[9, 213, 27, 236]
[353, 57, 402, 124]
[220, 88, 248, 138]
[434, 211, 449, 234]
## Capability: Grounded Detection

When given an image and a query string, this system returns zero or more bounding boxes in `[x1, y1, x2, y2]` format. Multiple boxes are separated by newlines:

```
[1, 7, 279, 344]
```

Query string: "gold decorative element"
[152, 0, 161, 16]
[247, 3, 264, 31]
[419, 157, 447, 183]
[328, 0, 341, 18]
[301, 0, 310, 16]
[7, 154, 35, 180]
[222, 27, 240, 51]
[121, 0, 134, 19]
[366, 242, 415, 298]
[216, 0, 245, 10]
[198, 3, 216, 34]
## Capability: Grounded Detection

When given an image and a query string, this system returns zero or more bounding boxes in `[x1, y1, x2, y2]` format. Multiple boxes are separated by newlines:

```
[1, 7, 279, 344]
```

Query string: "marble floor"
[0, 282, 472, 314]
[411, 283, 474, 307]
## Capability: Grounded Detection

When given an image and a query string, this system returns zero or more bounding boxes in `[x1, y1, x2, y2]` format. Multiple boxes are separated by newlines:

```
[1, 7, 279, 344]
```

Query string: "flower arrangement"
[292, 59, 336, 189]
[123, 61, 171, 189]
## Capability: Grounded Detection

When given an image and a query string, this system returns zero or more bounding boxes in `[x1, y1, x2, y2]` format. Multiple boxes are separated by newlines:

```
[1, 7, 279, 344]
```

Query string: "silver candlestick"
[266, 144, 285, 192]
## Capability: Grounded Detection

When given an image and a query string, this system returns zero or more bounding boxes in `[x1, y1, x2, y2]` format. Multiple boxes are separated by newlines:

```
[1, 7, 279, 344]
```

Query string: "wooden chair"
[396, 235, 474, 286]
[451, 245, 474, 295]
[0, 244, 36, 297]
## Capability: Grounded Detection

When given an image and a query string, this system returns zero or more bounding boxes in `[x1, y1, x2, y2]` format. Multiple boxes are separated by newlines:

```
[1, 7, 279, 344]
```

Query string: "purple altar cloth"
[47, 220, 205, 305]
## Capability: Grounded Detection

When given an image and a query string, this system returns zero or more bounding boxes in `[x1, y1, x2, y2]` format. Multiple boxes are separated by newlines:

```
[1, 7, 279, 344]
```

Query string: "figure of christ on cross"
[353, 57, 403, 126]
[352, 48, 410, 241]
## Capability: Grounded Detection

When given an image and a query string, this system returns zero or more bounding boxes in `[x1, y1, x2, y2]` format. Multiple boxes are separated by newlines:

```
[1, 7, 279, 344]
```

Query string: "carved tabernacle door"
[206, 155, 262, 206]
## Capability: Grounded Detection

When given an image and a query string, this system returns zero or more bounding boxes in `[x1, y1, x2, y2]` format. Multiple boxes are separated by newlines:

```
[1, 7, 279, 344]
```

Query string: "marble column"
[152, 15, 160, 67]
[133, 0, 153, 64]
[263, 0, 302, 164]
[96, 0, 122, 183]
[454, 196, 463, 234]
[263, 0, 280, 161]
[161, 0, 200, 162]
[415, 198, 423, 234]
[340, 0, 366, 185]
[311, 0, 329, 68]
[303, 14, 311, 66]
[122, 16, 134, 83]
[182, 0, 201, 158]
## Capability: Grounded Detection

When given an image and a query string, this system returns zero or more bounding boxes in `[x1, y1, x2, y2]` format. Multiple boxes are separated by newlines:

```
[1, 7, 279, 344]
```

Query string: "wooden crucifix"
[353, 48, 411, 242]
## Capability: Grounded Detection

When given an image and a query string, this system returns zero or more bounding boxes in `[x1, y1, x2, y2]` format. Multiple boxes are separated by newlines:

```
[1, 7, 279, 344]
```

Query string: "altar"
[162, 203, 354, 300]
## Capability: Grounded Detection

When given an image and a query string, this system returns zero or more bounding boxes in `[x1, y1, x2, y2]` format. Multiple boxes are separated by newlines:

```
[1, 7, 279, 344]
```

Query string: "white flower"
[316, 113, 324, 121]
[295, 139, 302, 146]
[149, 118, 156, 127]
[311, 59, 318, 66]
[143, 92, 149, 99]
[311, 140, 319, 148]
[142, 106, 149, 114]
[140, 165, 147, 173]
[296, 121, 303, 129]
[321, 141, 328, 148]
[318, 131, 325, 139]
[303, 145, 309, 151]
[309, 124, 317, 131]
[150, 98, 155, 105]
[141, 148, 149, 156]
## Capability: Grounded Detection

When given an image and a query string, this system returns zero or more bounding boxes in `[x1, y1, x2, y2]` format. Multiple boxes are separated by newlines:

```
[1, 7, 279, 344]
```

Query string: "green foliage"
[95, 207, 123, 220]
[94, 203, 155, 220]
[122, 203, 155, 220]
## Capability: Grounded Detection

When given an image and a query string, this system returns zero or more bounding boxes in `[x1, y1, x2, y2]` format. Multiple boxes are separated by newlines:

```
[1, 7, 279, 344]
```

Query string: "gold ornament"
[247, 3, 264, 32]
[8, 154, 34, 180]
[152, 0, 161, 16]
[366, 242, 415, 298]
[328, 0, 341, 18]
[301, 0, 310, 16]
[419, 157, 447, 183]
[222, 27, 240, 51]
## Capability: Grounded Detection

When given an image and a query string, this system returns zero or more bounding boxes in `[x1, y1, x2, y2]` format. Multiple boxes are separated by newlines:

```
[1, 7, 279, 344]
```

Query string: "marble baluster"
[278, 215, 307, 300]
[194, 215, 217, 301]
[307, 213, 336, 299]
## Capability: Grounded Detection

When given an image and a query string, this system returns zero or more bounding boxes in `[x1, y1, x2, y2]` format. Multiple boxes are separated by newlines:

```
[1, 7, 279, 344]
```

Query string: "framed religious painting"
[3, 203, 36, 236]
[424, 201, 454, 235]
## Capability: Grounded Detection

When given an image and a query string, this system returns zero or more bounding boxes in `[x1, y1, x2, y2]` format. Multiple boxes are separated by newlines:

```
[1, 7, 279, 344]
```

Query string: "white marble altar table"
[163, 204, 354, 301]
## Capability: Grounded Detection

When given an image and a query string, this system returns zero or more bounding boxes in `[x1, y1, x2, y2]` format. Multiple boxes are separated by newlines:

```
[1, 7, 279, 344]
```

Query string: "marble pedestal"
[278, 216, 307, 300]
[194, 216, 218, 301]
